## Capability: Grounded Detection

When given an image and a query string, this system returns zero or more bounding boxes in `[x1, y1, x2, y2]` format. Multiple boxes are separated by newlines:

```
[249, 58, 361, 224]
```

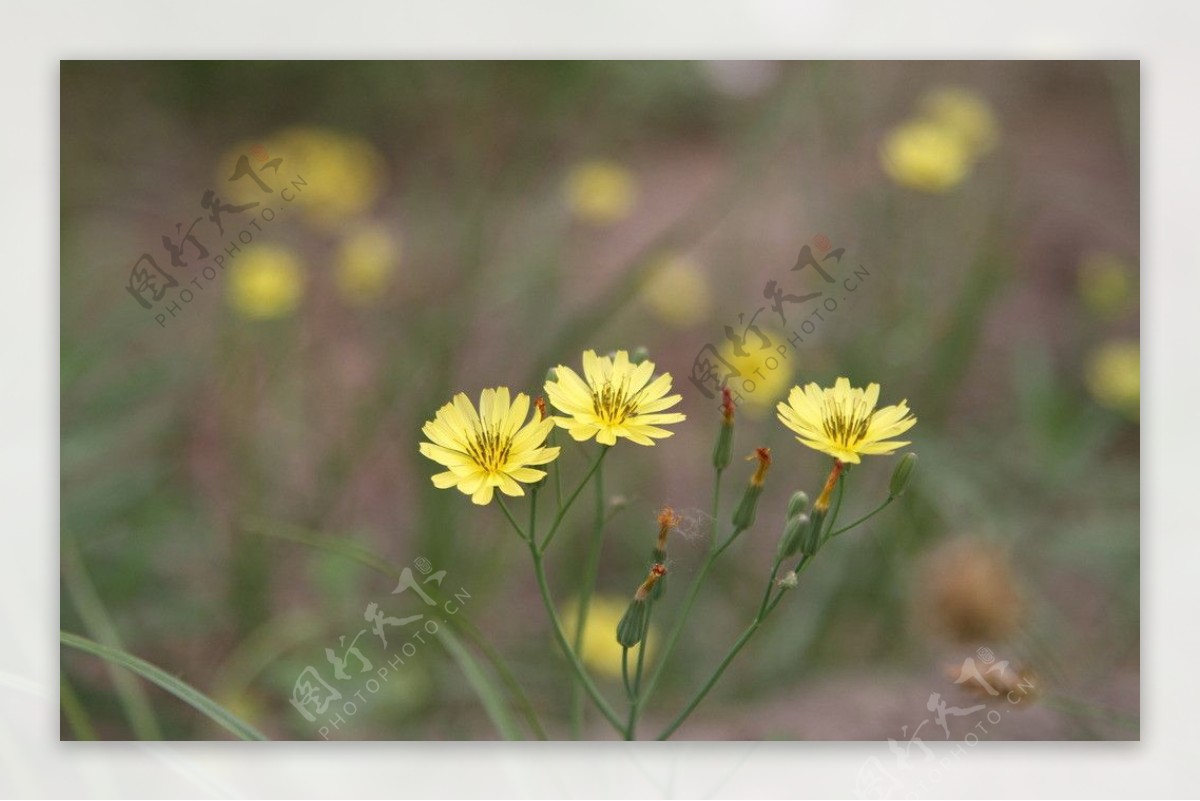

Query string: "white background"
[3, 0, 1194, 797]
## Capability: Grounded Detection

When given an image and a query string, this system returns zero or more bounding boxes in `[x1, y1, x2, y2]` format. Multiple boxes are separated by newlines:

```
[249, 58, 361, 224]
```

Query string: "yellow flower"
[880, 119, 972, 193]
[227, 244, 304, 320]
[640, 254, 713, 328]
[919, 87, 999, 156]
[335, 224, 400, 304]
[419, 388, 561, 505]
[776, 377, 916, 464]
[1084, 340, 1139, 421]
[718, 334, 792, 417]
[545, 350, 686, 446]
[563, 596, 657, 679]
[564, 161, 637, 224]
[1077, 251, 1134, 319]
[220, 128, 385, 229]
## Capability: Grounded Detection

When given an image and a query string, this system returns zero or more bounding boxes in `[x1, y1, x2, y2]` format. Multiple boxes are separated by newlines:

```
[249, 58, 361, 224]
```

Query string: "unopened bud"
[889, 452, 917, 498]
[630, 346, 651, 365]
[712, 387, 735, 471]
[732, 448, 771, 530]
[786, 491, 810, 519]
[616, 599, 648, 647]
[800, 507, 827, 556]
[777, 513, 810, 559]
[545, 366, 559, 383]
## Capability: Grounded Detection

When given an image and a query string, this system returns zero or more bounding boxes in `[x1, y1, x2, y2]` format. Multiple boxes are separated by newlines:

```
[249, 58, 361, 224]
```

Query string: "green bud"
[786, 491, 810, 519]
[545, 366, 558, 383]
[777, 513, 810, 559]
[616, 598, 649, 647]
[712, 422, 733, 471]
[800, 507, 827, 556]
[630, 346, 650, 365]
[731, 484, 763, 530]
[889, 453, 917, 498]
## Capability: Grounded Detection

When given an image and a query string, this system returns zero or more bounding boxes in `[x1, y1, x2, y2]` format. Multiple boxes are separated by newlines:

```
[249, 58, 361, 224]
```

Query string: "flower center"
[591, 378, 639, 426]
[465, 422, 512, 473]
[821, 398, 873, 449]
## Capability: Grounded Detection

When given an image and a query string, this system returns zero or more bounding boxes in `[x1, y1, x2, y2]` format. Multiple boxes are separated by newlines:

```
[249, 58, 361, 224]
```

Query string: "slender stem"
[659, 554, 812, 740]
[639, 522, 745, 710]
[638, 465, 728, 715]
[826, 497, 893, 539]
[496, 498, 529, 544]
[540, 446, 609, 551]
[571, 457, 607, 736]
[621, 647, 634, 702]
[529, 488, 538, 543]
[624, 600, 654, 741]
[710, 469, 724, 554]
[656, 620, 759, 741]
[526, 540, 625, 733]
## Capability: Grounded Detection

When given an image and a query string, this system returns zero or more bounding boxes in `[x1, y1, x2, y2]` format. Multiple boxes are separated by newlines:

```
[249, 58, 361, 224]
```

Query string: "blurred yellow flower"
[718, 336, 792, 417]
[227, 244, 304, 320]
[220, 127, 385, 228]
[565, 161, 637, 224]
[419, 388, 560, 506]
[880, 119, 972, 193]
[1077, 251, 1134, 318]
[335, 224, 400, 304]
[1084, 340, 1139, 421]
[640, 254, 712, 327]
[563, 596, 657, 679]
[545, 350, 685, 446]
[919, 86, 999, 156]
[777, 378, 916, 464]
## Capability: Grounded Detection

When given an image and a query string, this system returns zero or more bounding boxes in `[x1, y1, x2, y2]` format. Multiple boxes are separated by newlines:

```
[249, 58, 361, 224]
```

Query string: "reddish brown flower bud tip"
[535, 396, 548, 420]
[721, 386, 735, 424]
[748, 446, 772, 486]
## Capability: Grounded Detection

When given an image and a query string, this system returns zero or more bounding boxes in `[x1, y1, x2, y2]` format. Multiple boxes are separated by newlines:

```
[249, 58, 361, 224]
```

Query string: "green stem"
[540, 446, 609, 551]
[527, 540, 626, 733]
[638, 522, 745, 711]
[658, 554, 813, 740]
[570, 456, 607, 736]
[624, 600, 654, 741]
[621, 646, 634, 702]
[826, 497, 891, 539]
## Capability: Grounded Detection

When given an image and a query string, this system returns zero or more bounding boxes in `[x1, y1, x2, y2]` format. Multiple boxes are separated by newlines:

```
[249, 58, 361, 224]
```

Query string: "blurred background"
[60, 60, 1139, 741]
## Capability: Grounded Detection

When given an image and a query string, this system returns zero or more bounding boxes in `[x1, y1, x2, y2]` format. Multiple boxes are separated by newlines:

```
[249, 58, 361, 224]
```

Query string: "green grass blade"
[60, 632, 267, 741]
[435, 626, 521, 740]
[248, 517, 542, 739]
[61, 536, 163, 740]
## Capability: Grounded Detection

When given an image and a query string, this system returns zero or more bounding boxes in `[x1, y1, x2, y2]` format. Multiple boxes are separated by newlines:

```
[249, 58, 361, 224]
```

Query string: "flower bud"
[712, 387, 735, 471]
[777, 513, 810, 559]
[630, 346, 650, 365]
[617, 563, 667, 646]
[800, 507, 827, 556]
[545, 366, 558, 383]
[616, 598, 649, 647]
[786, 491, 809, 519]
[889, 452, 917, 498]
[732, 448, 771, 530]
